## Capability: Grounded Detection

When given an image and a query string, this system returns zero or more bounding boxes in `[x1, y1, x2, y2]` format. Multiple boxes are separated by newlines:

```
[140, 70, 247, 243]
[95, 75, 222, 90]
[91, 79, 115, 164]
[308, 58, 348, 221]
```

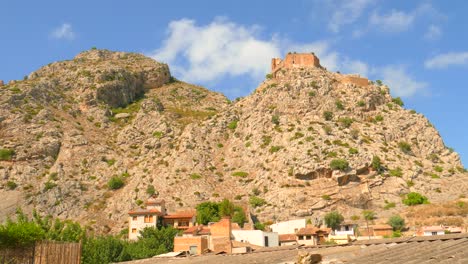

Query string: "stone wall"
[209, 217, 232, 253]
[340, 75, 369, 87]
[271, 53, 321, 77]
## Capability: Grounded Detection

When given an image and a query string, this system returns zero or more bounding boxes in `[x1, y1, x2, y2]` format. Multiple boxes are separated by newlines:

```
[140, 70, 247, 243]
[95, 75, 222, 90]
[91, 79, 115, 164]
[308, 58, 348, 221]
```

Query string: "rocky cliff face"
[0, 49, 466, 232]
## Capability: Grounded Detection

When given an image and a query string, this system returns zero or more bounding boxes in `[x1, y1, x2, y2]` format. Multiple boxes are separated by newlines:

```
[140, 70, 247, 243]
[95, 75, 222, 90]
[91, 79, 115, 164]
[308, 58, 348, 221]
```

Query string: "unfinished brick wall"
[174, 236, 208, 255]
[209, 217, 232, 253]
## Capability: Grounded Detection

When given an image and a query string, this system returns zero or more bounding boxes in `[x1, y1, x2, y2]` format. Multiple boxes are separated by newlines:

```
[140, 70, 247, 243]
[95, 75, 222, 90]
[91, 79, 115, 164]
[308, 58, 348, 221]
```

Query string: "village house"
[270, 218, 307, 235]
[358, 224, 393, 238]
[296, 226, 331, 246]
[231, 229, 279, 247]
[417, 225, 446, 236]
[128, 196, 196, 240]
[333, 222, 357, 236]
[278, 234, 298, 246]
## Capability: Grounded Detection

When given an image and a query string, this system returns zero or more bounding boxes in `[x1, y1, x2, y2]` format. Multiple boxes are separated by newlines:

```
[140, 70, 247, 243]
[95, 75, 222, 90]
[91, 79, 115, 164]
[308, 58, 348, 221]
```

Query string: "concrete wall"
[270, 219, 307, 235]
[297, 235, 318, 246]
[424, 231, 445, 236]
[128, 215, 158, 240]
[231, 230, 279, 247]
[173, 236, 208, 255]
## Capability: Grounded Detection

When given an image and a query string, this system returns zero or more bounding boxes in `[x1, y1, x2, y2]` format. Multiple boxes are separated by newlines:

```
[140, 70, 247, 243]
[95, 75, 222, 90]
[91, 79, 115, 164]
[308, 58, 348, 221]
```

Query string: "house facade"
[163, 211, 196, 230]
[231, 229, 279, 247]
[296, 226, 331, 246]
[270, 219, 307, 235]
[128, 208, 162, 240]
[418, 226, 446, 236]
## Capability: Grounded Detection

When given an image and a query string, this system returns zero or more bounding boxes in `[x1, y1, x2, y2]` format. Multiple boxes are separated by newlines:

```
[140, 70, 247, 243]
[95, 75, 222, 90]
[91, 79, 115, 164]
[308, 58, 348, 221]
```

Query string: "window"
[306, 235, 311, 240]
[144, 215, 154, 223]
[432, 232, 437, 236]
[132, 216, 137, 221]
[179, 221, 189, 227]
[131, 228, 137, 233]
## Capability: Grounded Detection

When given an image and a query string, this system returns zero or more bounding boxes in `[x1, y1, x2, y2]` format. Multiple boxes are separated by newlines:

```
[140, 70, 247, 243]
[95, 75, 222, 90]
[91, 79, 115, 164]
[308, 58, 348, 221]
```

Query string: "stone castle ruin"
[271, 52, 369, 87]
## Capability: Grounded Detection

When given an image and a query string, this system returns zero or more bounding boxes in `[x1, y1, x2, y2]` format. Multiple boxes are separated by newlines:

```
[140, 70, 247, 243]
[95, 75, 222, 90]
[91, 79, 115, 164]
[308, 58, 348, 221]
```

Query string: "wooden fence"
[0, 241, 81, 264]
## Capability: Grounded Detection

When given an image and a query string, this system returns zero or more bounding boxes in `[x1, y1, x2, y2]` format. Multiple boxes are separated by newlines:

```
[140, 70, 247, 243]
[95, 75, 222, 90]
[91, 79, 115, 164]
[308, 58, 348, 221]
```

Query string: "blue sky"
[1, 0, 468, 165]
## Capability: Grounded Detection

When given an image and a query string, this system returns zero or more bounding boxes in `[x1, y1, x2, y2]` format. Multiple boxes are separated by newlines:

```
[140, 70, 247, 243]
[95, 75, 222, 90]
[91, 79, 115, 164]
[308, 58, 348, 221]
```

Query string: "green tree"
[219, 199, 235, 217]
[388, 215, 405, 231]
[324, 211, 344, 231]
[232, 207, 247, 227]
[195, 202, 220, 225]
[249, 196, 266, 208]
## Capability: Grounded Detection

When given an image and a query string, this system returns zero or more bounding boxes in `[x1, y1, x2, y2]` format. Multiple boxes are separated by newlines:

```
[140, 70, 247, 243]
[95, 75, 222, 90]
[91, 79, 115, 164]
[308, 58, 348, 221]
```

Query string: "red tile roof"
[164, 211, 196, 219]
[128, 208, 162, 215]
[279, 234, 297, 242]
[296, 227, 331, 236]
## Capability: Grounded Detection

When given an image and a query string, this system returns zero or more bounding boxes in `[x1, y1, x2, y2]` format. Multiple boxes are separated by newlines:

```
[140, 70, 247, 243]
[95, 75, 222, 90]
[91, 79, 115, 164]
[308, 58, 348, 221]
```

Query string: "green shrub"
[0, 148, 14, 161]
[232, 171, 249, 178]
[43, 181, 57, 191]
[308, 91, 316, 97]
[389, 167, 403, 177]
[357, 100, 366, 107]
[108, 176, 124, 190]
[152, 131, 163, 138]
[323, 111, 333, 121]
[403, 192, 429, 206]
[271, 115, 280, 125]
[338, 117, 353, 128]
[265, 73, 273, 79]
[227, 120, 238, 130]
[374, 115, 384, 122]
[375, 80, 383, 86]
[392, 97, 404, 106]
[371, 156, 383, 173]
[348, 148, 359, 155]
[330, 159, 349, 171]
[146, 185, 156, 195]
[322, 195, 331, 200]
[398, 141, 412, 154]
[434, 166, 443, 173]
[261, 136, 272, 148]
[384, 202, 396, 210]
[323, 125, 332, 135]
[269, 146, 282, 153]
[6, 181, 17, 190]
[249, 196, 266, 208]
[335, 100, 344, 110]
[217, 143, 224, 148]
[190, 173, 202, 180]
[254, 222, 265, 231]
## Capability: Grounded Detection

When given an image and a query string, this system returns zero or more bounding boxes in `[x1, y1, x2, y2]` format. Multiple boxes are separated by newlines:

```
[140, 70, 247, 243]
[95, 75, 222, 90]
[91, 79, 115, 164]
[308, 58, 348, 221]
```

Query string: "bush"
[348, 148, 358, 155]
[190, 173, 202, 180]
[324, 211, 344, 230]
[322, 195, 331, 200]
[371, 156, 383, 173]
[398, 141, 412, 154]
[232, 171, 248, 178]
[392, 97, 404, 106]
[271, 115, 280, 125]
[357, 100, 366, 107]
[249, 196, 266, 208]
[265, 73, 273, 79]
[403, 192, 429, 206]
[335, 100, 344, 110]
[330, 159, 349, 171]
[146, 185, 156, 195]
[376, 80, 383, 86]
[6, 181, 17, 190]
[254, 222, 265, 231]
[388, 215, 405, 231]
[338, 117, 353, 128]
[108, 176, 124, 190]
[323, 111, 333, 121]
[269, 146, 282, 153]
[227, 120, 238, 130]
[374, 115, 384, 122]
[389, 167, 403, 177]
[0, 148, 14, 161]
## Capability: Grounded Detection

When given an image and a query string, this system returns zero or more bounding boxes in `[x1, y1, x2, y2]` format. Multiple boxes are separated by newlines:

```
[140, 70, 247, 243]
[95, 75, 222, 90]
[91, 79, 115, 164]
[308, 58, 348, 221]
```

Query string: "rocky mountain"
[1, 49, 466, 233]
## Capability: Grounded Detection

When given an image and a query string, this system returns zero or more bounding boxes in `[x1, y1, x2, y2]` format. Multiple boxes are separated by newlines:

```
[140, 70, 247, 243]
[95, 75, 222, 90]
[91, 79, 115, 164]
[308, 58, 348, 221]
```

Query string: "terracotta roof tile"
[279, 234, 297, 242]
[128, 208, 162, 215]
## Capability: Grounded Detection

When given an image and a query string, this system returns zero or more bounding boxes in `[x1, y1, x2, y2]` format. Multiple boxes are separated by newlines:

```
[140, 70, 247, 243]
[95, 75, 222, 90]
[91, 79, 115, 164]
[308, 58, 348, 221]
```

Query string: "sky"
[1, 0, 468, 165]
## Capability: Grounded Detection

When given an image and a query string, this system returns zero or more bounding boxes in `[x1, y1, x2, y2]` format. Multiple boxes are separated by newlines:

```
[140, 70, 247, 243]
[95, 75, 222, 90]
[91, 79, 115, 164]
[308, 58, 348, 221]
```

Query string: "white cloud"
[424, 25, 442, 40]
[51, 23, 75, 40]
[327, 0, 373, 33]
[369, 9, 415, 33]
[377, 65, 427, 97]
[425, 52, 468, 69]
[151, 18, 280, 83]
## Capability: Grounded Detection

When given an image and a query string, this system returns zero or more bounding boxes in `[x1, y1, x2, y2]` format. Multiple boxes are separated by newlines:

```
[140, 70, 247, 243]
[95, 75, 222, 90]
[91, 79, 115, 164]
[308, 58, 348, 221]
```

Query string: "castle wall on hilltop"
[271, 53, 321, 77]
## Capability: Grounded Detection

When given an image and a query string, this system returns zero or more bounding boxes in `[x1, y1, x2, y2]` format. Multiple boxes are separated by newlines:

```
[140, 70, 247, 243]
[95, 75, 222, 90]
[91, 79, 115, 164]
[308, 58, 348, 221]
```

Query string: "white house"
[231, 230, 279, 247]
[334, 222, 356, 236]
[270, 219, 307, 235]
[419, 226, 445, 236]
